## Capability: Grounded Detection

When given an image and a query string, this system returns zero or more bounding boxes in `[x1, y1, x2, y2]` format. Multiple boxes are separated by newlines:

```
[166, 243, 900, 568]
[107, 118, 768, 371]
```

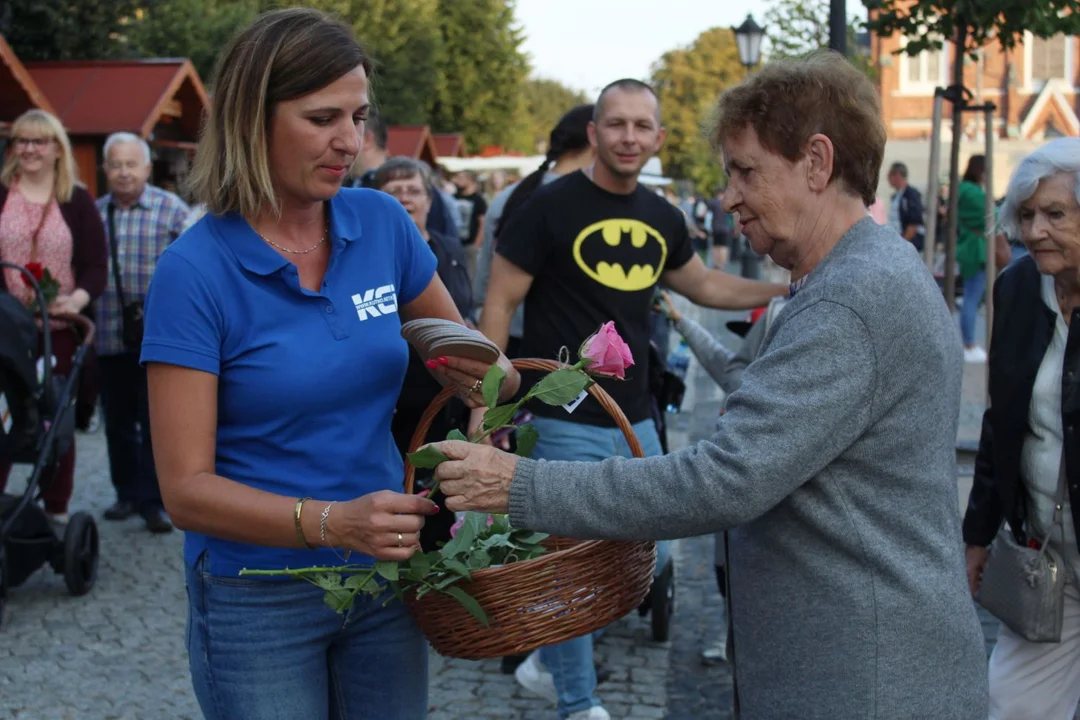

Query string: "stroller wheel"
[62, 512, 99, 596]
[650, 558, 675, 643]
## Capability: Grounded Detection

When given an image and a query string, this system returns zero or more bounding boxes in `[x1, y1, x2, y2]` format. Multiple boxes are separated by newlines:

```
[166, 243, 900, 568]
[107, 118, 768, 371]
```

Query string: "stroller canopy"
[0, 292, 38, 395]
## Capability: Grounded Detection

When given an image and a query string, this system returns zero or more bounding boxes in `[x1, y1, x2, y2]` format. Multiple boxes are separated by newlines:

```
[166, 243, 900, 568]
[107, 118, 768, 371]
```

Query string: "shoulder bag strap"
[107, 202, 128, 308]
[1036, 451, 1070, 551]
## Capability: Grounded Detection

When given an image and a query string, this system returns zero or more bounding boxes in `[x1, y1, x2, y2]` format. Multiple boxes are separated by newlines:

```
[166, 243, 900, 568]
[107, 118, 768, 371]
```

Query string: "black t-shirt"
[455, 192, 487, 246]
[497, 171, 694, 426]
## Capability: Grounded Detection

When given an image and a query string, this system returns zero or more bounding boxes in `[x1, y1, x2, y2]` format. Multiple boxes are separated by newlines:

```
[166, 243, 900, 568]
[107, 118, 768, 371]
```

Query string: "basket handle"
[404, 358, 645, 494]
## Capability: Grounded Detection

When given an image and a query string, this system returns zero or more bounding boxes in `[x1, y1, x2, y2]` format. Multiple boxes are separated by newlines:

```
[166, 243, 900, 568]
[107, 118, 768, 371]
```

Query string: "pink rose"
[449, 514, 495, 538]
[580, 321, 634, 379]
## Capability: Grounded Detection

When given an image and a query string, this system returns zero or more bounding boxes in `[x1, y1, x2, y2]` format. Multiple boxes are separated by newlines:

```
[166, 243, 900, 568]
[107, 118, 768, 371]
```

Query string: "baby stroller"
[0, 262, 99, 627]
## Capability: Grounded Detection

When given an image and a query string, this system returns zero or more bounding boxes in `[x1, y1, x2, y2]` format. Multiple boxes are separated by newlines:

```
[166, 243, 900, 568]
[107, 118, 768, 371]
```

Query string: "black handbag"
[107, 203, 144, 351]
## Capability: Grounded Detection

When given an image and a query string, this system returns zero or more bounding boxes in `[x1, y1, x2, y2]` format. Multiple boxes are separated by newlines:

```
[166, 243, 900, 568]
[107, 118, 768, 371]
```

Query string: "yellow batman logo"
[572, 219, 668, 292]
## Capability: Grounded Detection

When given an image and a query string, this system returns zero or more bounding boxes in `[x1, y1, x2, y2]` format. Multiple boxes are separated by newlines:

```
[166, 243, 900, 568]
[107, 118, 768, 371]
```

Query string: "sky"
[514, 0, 765, 96]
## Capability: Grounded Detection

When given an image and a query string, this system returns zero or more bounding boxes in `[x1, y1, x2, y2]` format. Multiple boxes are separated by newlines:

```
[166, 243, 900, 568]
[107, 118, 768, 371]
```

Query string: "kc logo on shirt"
[352, 285, 398, 321]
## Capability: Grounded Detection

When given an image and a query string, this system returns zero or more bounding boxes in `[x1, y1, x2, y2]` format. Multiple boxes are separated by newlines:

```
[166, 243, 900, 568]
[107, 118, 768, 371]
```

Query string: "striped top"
[95, 185, 190, 356]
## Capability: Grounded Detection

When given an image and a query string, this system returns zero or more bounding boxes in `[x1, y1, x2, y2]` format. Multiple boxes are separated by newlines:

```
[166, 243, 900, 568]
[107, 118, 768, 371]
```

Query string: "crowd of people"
[3, 5, 1080, 720]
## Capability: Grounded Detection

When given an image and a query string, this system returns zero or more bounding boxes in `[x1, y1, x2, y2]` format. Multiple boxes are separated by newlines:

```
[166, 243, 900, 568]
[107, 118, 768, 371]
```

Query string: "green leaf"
[481, 532, 512, 550]
[435, 574, 465, 589]
[482, 404, 518, 430]
[344, 574, 368, 591]
[488, 514, 511, 535]
[442, 558, 473, 579]
[314, 572, 343, 591]
[446, 429, 468, 442]
[443, 585, 490, 627]
[513, 531, 550, 545]
[529, 369, 591, 406]
[407, 445, 449, 469]
[322, 586, 354, 614]
[514, 423, 539, 458]
[440, 516, 477, 558]
[481, 364, 507, 409]
[466, 549, 491, 569]
[375, 560, 399, 582]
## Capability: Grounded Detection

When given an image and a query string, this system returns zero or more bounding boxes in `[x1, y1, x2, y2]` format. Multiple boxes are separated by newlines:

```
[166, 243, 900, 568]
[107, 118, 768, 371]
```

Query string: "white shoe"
[567, 708, 611, 720]
[963, 346, 987, 363]
[514, 650, 557, 702]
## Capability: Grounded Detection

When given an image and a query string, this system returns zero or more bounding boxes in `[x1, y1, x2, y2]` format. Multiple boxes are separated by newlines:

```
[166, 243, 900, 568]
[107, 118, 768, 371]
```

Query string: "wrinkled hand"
[323, 490, 439, 562]
[48, 293, 84, 317]
[655, 290, 681, 324]
[428, 353, 520, 409]
[965, 544, 990, 597]
[432, 440, 518, 514]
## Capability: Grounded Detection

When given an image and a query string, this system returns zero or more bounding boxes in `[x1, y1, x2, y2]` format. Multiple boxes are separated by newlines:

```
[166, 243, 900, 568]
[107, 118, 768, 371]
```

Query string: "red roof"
[386, 125, 436, 160]
[0, 35, 56, 121]
[433, 132, 465, 157]
[24, 58, 208, 138]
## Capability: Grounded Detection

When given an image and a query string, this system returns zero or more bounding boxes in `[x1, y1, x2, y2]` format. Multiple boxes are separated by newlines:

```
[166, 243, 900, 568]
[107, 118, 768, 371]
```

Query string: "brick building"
[870, 20, 1078, 199]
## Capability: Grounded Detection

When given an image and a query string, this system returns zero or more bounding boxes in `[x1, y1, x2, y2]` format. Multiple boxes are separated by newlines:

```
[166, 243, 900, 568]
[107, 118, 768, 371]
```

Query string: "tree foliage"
[650, 27, 745, 194]
[865, 0, 1080, 57]
[520, 78, 590, 154]
[765, 0, 876, 78]
[428, 0, 530, 153]
[126, 0, 258, 82]
[5, 0, 140, 60]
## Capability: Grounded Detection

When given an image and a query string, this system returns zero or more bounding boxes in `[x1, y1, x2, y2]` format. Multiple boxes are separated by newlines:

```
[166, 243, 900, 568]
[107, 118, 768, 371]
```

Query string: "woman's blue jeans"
[529, 415, 666, 718]
[185, 551, 428, 719]
[959, 269, 987, 347]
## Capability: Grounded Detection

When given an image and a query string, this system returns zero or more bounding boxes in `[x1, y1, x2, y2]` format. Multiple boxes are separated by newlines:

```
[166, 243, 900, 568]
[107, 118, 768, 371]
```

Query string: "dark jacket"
[0, 183, 108, 301]
[963, 255, 1080, 551]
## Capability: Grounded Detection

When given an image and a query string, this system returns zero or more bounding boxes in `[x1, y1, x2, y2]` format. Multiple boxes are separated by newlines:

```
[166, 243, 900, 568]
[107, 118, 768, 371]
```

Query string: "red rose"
[24, 262, 44, 283]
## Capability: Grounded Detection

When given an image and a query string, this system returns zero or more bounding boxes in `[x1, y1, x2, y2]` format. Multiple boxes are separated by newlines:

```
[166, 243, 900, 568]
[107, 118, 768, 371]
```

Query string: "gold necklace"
[258, 230, 326, 255]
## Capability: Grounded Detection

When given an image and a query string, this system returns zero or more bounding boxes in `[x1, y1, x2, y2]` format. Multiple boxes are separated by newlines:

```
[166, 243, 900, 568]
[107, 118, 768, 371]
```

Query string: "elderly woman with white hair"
[964, 136, 1080, 719]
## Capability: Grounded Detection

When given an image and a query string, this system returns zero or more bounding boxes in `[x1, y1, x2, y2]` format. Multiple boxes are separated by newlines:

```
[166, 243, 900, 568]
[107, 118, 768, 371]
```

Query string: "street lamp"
[733, 13, 767, 72]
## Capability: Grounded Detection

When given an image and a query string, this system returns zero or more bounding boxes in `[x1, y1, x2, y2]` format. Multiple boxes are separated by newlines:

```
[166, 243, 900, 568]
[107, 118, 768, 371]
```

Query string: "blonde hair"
[185, 7, 372, 219]
[1, 109, 78, 203]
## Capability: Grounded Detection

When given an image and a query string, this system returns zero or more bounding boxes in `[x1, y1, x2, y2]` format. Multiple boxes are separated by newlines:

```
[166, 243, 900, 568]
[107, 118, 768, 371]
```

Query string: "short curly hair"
[708, 50, 886, 206]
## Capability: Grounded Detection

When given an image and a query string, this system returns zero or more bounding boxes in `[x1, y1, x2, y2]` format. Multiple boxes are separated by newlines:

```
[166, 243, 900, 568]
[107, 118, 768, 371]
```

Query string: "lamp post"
[733, 13, 766, 75]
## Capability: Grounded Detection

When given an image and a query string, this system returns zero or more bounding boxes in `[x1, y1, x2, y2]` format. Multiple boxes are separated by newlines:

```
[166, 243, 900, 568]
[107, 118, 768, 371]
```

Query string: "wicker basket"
[403, 358, 657, 660]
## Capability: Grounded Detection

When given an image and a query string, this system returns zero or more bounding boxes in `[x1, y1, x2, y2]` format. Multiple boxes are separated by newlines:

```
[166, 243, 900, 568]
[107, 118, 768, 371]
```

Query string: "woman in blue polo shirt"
[139, 9, 520, 719]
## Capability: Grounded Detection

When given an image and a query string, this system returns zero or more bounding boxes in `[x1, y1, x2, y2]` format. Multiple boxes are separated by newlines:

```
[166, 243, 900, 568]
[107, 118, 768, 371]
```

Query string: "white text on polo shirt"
[352, 285, 399, 321]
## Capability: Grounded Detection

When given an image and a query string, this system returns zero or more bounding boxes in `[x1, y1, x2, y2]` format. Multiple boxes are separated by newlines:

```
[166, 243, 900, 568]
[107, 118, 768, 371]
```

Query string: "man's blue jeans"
[185, 551, 428, 719]
[529, 415, 666, 718]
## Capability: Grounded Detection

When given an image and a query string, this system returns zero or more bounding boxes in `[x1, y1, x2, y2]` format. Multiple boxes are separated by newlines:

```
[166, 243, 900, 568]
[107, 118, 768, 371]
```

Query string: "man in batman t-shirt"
[479, 79, 786, 720]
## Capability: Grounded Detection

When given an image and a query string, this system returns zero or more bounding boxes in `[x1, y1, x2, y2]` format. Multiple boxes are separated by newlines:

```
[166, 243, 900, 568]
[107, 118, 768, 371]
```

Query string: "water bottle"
[665, 340, 691, 413]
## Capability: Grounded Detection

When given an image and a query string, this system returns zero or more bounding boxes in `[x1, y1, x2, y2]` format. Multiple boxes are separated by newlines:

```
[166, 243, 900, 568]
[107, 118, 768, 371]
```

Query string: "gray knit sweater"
[509, 217, 988, 719]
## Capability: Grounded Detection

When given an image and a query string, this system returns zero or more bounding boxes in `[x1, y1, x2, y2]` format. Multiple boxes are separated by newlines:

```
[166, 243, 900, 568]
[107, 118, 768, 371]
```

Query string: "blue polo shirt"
[140, 188, 438, 577]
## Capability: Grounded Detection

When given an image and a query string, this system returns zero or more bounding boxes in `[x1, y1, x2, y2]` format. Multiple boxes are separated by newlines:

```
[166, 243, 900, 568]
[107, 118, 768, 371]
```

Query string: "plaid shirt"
[96, 185, 190, 356]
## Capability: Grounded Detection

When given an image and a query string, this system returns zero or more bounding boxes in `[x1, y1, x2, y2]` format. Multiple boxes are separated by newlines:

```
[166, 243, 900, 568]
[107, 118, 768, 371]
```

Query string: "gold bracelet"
[294, 497, 315, 549]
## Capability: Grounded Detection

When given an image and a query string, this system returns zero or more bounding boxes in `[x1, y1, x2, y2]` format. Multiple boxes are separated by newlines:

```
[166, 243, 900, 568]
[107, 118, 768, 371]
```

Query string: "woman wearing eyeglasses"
[0, 109, 108, 523]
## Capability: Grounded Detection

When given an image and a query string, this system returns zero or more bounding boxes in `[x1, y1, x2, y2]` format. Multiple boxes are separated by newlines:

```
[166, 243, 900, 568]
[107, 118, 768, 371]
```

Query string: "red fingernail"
[437, 357, 449, 366]
[426, 360, 438, 369]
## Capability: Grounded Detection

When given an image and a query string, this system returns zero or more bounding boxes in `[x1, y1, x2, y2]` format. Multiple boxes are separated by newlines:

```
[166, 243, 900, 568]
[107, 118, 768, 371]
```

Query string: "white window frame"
[897, 35, 950, 96]
[1022, 31, 1075, 94]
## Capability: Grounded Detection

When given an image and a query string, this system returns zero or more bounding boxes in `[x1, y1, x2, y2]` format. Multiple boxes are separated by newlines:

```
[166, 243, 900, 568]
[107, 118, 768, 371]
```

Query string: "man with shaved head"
[479, 79, 785, 720]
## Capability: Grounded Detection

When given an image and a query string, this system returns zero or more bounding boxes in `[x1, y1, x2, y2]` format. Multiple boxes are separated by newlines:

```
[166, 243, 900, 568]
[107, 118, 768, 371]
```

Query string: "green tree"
[521, 77, 590, 154]
[127, 0, 258, 82]
[650, 27, 745, 194]
[765, 0, 875, 78]
[429, 0, 530, 153]
[6, 0, 140, 60]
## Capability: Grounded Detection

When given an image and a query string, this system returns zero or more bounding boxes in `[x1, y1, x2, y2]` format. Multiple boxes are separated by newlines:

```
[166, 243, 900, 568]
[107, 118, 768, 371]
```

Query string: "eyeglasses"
[12, 137, 55, 149]
[383, 186, 429, 200]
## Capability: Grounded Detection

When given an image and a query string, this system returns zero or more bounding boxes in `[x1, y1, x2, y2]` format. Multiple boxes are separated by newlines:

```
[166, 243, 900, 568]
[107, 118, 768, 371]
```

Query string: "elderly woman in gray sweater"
[432, 51, 988, 718]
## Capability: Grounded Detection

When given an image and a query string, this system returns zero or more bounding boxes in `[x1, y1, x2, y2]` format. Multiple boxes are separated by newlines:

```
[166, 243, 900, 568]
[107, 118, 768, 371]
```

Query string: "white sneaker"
[567, 708, 611, 720]
[963, 346, 987, 364]
[514, 650, 557, 702]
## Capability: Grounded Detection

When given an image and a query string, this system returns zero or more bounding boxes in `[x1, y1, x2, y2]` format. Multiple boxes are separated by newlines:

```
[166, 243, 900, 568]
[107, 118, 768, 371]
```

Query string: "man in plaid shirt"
[95, 133, 190, 533]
